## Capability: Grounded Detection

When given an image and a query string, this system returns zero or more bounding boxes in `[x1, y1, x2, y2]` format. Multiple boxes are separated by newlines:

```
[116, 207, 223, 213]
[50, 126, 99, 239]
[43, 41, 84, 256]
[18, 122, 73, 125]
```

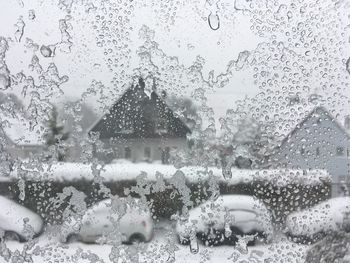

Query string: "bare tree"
[165, 95, 198, 130]
[58, 101, 98, 135]
[44, 105, 69, 161]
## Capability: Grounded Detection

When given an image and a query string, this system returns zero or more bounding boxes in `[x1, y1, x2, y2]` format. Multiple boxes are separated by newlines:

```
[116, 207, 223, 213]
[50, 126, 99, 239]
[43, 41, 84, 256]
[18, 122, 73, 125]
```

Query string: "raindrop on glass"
[224, 223, 232, 238]
[189, 236, 199, 254]
[208, 12, 220, 31]
[222, 165, 232, 179]
[170, 191, 176, 199]
[346, 57, 350, 74]
[40, 45, 53, 57]
[28, 10, 35, 20]
[14, 17, 25, 42]
[0, 74, 10, 90]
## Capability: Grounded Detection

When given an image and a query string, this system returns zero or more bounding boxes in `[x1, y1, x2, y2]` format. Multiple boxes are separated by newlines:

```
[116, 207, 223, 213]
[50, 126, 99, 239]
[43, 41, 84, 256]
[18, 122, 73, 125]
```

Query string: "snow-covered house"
[1, 117, 45, 160]
[271, 106, 350, 197]
[89, 78, 191, 164]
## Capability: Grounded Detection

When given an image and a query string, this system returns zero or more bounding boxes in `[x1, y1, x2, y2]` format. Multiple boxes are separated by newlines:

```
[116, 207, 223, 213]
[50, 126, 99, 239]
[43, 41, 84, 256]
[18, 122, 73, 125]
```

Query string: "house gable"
[89, 78, 191, 140]
[272, 106, 350, 172]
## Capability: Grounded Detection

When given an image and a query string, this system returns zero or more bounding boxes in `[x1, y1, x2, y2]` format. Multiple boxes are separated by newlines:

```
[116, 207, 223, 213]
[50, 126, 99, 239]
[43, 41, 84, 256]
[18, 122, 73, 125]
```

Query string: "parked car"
[0, 196, 43, 242]
[61, 197, 154, 244]
[285, 197, 350, 244]
[176, 195, 273, 246]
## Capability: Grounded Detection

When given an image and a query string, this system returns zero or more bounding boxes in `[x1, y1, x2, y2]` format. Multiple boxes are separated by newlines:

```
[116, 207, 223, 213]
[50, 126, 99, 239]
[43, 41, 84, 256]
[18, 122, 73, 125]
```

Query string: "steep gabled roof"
[89, 79, 191, 139]
[278, 105, 350, 148]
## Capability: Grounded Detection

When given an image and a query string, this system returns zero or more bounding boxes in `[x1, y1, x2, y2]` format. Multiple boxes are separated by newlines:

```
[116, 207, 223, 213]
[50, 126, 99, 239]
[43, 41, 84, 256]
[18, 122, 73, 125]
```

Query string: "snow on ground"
[9, 161, 330, 186]
[1, 221, 309, 263]
[286, 196, 350, 236]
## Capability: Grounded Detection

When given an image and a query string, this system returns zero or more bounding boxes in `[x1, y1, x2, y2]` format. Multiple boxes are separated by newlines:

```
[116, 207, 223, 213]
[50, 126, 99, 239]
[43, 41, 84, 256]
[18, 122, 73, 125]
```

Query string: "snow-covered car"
[0, 196, 43, 242]
[61, 197, 154, 244]
[305, 230, 350, 263]
[285, 197, 350, 244]
[176, 195, 273, 246]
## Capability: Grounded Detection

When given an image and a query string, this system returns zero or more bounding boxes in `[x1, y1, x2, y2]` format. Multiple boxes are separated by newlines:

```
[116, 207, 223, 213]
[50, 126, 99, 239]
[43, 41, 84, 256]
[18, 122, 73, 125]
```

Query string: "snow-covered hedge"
[9, 161, 331, 186]
[1, 162, 331, 223]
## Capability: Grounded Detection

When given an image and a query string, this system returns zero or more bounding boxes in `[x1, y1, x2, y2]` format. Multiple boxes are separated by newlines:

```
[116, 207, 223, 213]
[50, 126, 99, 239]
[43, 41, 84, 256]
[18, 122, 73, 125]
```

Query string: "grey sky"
[0, 0, 350, 123]
[0, 0, 261, 119]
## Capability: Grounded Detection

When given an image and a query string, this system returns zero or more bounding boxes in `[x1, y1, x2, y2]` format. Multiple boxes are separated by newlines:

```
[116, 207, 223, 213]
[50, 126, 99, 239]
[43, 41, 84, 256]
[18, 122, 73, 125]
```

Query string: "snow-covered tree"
[218, 104, 281, 169]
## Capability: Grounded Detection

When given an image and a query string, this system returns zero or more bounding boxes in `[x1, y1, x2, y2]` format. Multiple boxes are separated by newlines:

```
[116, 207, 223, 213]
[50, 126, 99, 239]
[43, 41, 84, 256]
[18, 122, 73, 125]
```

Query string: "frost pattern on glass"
[0, 0, 349, 262]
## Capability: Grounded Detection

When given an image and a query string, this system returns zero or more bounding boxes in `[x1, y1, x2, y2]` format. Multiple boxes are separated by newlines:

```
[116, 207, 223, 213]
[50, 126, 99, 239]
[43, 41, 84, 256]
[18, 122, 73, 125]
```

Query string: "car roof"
[197, 195, 267, 213]
[88, 197, 146, 213]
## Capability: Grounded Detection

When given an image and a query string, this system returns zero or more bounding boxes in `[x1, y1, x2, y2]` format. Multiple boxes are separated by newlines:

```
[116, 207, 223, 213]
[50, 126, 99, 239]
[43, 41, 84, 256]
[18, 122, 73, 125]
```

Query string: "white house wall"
[95, 138, 188, 163]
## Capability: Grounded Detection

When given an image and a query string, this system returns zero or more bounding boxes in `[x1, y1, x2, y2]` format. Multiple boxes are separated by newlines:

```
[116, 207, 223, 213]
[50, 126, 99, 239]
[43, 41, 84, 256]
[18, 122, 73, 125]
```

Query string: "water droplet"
[189, 237, 199, 254]
[40, 45, 54, 57]
[28, 10, 35, 20]
[170, 191, 176, 199]
[346, 57, 350, 74]
[0, 74, 10, 90]
[17, 0, 24, 7]
[14, 17, 25, 42]
[224, 223, 232, 238]
[208, 226, 216, 239]
[222, 165, 232, 179]
[208, 12, 220, 31]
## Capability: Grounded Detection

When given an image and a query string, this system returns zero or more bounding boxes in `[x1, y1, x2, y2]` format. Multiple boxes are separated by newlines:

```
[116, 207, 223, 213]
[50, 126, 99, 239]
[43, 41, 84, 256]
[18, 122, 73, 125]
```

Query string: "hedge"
[0, 178, 330, 226]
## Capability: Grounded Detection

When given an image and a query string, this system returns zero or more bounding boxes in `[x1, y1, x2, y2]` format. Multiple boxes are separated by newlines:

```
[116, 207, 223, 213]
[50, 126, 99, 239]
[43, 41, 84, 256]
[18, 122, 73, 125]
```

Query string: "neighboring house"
[271, 106, 350, 197]
[89, 78, 191, 164]
[0, 116, 45, 161]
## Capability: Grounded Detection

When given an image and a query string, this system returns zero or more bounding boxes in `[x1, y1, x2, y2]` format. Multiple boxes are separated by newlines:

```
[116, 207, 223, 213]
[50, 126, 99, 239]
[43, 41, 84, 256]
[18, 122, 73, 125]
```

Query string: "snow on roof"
[278, 106, 350, 148]
[0, 114, 45, 145]
[10, 162, 331, 186]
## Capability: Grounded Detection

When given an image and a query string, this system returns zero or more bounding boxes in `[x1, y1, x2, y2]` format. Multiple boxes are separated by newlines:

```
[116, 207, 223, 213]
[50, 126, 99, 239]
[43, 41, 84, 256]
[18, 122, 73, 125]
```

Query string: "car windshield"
[0, 0, 350, 262]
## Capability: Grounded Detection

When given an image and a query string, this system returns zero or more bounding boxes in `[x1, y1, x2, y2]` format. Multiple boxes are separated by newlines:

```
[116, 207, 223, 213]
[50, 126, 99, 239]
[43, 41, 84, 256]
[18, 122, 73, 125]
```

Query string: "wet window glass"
[0, 0, 349, 262]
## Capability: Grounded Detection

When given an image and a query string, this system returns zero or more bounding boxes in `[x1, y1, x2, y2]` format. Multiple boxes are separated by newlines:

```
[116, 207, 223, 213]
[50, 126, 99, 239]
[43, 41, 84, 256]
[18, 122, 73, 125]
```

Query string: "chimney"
[138, 77, 145, 90]
[150, 78, 157, 101]
[345, 115, 350, 130]
[151, 91, 157, 102]
[152, 78, 157, 92]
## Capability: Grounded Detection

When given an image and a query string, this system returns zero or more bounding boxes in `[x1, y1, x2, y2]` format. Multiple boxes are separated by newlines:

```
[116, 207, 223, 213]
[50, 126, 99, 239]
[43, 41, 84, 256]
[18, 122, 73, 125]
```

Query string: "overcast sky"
[0, 0, 264, 118]
[0, 0, 350, 122]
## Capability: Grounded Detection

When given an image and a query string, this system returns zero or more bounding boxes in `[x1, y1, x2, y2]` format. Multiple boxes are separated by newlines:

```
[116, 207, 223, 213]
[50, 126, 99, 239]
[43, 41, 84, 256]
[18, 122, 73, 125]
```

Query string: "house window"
[336, 146, 344, 156]
[144, 147, 151, 160]
[316, 147, 320, 156]
[124, 147, 131, 159]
